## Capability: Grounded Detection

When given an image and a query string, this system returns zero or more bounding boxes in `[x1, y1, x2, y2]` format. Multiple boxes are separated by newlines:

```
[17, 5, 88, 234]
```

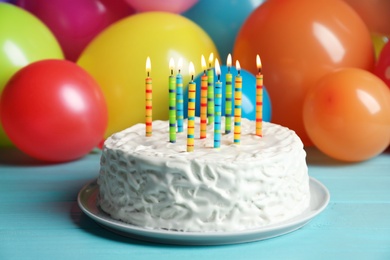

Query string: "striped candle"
[207, 53, 214, 125]
[214, 59, 222, 148]
[225, 54, 233, 134]
[200, 55, 208, 139]
[256, 55, 263, 137]
[176, 58, 184, 133]
[234, 60, 242, 144]
[145, 57, 152, 137]
[187, 62, 196, 152]
[168, 58, 176, 143]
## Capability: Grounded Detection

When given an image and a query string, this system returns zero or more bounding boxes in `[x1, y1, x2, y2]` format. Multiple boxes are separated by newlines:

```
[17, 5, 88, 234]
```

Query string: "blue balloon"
[183, 65, 272, 122]
[183, 0, 265, 59]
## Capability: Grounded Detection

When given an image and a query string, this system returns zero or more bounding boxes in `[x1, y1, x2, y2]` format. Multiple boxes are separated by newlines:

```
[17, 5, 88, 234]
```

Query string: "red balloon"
[233, 0, 375, 146]
[374, 41, 390, 88]
[303, 68, 390, 162]
[0, 60, 108, 162]
[17, 0, 135, 61]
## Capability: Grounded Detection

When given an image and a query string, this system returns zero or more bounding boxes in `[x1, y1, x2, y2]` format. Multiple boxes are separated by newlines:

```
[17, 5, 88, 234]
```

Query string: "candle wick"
[228, 67, 230, 73]
[147, 71, 150, 77]
[191, 75, 194, 81]
[171, 69, 173, 75]
[258, 68, 262, 74]
[238, 70, 241, 75]
[178, 69, 181, 74]
[218, 74, 221, 81]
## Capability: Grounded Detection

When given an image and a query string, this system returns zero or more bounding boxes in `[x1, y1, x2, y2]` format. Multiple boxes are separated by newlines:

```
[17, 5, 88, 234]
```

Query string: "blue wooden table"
[1, 147, 389, 260]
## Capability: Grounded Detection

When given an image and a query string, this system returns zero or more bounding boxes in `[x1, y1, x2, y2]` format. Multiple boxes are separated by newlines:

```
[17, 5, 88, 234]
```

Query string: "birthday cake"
[97, 117, 310, 232]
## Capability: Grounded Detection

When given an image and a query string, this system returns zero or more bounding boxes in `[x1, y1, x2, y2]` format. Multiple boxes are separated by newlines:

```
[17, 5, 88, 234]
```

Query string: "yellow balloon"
[78, 12, 219, 138]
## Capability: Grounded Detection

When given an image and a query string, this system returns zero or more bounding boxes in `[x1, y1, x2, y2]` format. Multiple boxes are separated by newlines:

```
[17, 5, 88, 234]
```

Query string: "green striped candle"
[168, 58, 176, 143]
[225, 54, 233, 134]
[207, 53, 214, 125]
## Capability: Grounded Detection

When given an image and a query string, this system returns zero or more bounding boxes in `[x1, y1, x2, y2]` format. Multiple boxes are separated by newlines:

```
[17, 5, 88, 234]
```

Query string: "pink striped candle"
[200, 55, 208, 139]
[145, 57, 152, 137]
[256, 55, 263, 137]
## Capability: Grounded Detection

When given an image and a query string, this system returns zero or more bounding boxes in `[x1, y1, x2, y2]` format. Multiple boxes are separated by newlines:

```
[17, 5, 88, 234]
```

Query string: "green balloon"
[0, 3, 64, 146]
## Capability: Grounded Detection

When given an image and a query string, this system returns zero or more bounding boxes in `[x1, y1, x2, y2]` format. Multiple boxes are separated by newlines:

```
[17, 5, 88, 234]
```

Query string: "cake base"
[78, 177, 329, 244]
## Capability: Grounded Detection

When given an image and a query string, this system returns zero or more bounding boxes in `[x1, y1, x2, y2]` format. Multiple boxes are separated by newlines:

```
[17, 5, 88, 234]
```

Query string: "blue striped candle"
[176, 58, 184, 133]
[214, 59, 222, 149]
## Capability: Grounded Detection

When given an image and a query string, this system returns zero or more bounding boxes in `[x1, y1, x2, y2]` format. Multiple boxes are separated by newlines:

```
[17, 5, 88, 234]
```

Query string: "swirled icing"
[97, 118, 310, 232]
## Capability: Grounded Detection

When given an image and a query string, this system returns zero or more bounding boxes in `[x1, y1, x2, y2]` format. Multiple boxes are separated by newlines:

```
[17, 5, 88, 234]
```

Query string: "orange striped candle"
[200, 55, 208, 139]
[187, 62, 196, 152]
[256, 55, 263, 137]
[145, 57, 152, 137]
[234, 60, 242, 144]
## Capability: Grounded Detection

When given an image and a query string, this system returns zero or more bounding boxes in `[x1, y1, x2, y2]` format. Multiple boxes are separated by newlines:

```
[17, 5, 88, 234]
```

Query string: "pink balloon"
[125, 0, 198, 13]
[374, 41, 390, 88]
[17, 0, 135, 61]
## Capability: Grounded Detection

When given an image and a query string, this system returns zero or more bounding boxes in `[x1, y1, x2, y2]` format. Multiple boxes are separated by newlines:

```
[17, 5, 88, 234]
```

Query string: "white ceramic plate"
[78, 177, 329, 245]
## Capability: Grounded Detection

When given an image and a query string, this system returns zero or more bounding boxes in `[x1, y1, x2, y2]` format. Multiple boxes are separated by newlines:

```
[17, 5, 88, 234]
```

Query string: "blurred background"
[0, 0, 389, 163]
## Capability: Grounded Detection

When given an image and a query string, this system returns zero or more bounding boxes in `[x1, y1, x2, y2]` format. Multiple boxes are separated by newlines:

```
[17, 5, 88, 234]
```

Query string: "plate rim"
[77, 176, 330, 245]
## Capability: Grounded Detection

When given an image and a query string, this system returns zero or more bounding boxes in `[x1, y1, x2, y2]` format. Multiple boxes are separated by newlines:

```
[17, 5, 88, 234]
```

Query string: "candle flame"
[256, 54, 262, 71]
[169, 58, 175, 74]
[201, 55, 207, 71]
[215, 58, 221, 77]
[227, 53, 232, 67]
[189, 62, 195, 78]
[236, 60, 241, 71]
[178, 57, 183, 71]
[208, 53, 214, 67]
[146, 56, 151, 74]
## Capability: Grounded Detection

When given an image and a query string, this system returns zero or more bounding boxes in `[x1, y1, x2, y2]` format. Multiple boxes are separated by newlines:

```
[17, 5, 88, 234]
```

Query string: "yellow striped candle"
[207, 53, 214, 125]
[145, 57, 152, 137]
[256, 55, 263, 137]
[168, 58, 176, 143]
[176, 58, 184, 133]
[187, 62, 196, 152]
[225, 54, 233, 134]
[200, 55, 208, 139]
[234, 60, 242, 144]
[214, 59, 222, 148]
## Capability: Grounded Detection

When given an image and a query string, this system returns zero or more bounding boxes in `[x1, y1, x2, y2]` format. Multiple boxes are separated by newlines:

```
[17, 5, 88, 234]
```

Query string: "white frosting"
[97, 118, 310, 232]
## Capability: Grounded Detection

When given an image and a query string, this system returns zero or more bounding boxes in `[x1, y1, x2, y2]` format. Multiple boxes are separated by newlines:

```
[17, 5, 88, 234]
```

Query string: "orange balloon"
[233, 0, 375, 146]
[343, 0, 390, 35]
[303, 68, 390, 162]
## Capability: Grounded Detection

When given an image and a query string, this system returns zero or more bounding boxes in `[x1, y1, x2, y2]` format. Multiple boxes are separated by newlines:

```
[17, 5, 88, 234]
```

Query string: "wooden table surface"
[1, 147, 389, 260]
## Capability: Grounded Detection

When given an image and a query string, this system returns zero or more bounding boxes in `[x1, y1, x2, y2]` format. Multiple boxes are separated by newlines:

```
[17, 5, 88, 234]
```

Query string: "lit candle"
[200, 55, 208, 139]
[169, 58, 176, 143]
[234, 60, 242, 144]
[145, 56, 152, 137]
[256, 55, 263, 137]
[207, 53, 214, 125]
[214, 59, 222, 148]
[225, 54, 233, 134]
[176, 58, 184, 133]
[187, 62, 196, 152]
